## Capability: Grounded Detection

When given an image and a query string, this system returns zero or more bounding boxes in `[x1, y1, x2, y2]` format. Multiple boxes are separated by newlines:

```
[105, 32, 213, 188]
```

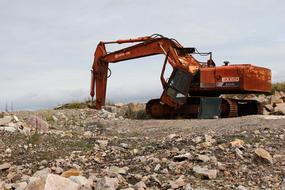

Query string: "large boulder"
[44, 174, 80, 190]
[26, 115, 50, 133]
[273, 103, 285, 115]
[0, 115, 13, 126]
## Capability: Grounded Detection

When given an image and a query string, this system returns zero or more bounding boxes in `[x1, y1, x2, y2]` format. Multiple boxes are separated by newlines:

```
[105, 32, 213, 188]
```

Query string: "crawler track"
[146, 97, 262, 119]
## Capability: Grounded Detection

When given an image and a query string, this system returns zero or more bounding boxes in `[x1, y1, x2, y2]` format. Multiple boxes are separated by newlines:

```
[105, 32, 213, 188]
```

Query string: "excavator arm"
[90, 34, 203, 109]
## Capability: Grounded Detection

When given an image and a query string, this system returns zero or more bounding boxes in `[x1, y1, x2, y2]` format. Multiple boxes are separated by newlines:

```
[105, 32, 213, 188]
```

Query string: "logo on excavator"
[222, 77, 239, 82]
[114, 51, 131, 58]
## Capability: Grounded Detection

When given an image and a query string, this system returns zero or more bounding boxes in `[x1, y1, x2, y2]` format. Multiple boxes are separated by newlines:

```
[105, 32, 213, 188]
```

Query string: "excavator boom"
[90, 34, 203, 109]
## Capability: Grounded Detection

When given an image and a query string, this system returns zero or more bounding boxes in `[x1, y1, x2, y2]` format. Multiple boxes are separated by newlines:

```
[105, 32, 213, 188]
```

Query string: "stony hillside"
[0, 92, 285, 190]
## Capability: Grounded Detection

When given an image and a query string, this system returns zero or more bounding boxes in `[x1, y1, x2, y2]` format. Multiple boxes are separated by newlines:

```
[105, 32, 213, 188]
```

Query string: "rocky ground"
[0, 92, 285, 190]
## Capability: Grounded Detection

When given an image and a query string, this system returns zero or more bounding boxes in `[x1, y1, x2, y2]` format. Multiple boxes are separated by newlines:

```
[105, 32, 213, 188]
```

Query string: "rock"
[5, 148, 12, 154]
[61, 169, 82, 178]
[235, 148, 244, 159]
[133, 181, 146, 190]
[52, 115, 58, 122]
[0, 116, 13, 126]
[69, 176, 92, 190]
[17, 122, 32, 135]
[44, 174, 80, 190]
[264, 104, 274, 112]
[173, 153, 192, 162]
[154, 164, 161, 172]
[0, 162, 11, 170]
[197, 154, 210, 162]
[236, 185, 248, 190]
[95, 177, 118, 190]
[33, 168, 51, 179]
[254, 148, 273, 164]
[0, 126, 16, 133]
[204, 134, 216, 143]
[26, 115, 49, 133]
[192, 166, 218, 179]
[169, 175, 186, 189]
[185, 183, 192, 190]
[97, 140, 108, 148]
[120, 143, 129, 149]
[83, 131, 93, 139]
[167, 134, 178, 140]
[114, 102, 124, 107]
[13, 115, 19, 122]
[274, 103, 285, 115]
[25, 177, 46, 190]
[55, 167, 63, 174]
[109, 166, 128, 175]
[270, 94, 283, 104]
[230, 139, 245, 148]
[12, 181, 28, 190]
[192, 136, 202, 143]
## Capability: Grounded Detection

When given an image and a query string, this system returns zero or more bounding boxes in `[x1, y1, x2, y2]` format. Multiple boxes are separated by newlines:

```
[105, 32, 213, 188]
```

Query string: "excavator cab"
[160, 68, 192, 109]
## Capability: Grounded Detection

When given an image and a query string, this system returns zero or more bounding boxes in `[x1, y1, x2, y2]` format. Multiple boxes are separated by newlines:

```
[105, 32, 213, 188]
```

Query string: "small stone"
[154, 164, 161, 172]
[192, 166, 218, 179]
[169, 175, 186, 189]
[95, 177, 118, 190]
[230, 139, 245, 148]
[0, 163, 11, 170]
[254, 148, 273, 164]
[83, 131, 93, 139]
[197, 154, 210, 162]
[13, 115, 19, 122]
[109, 166, 128, 175]
[235, 148, 244, 159]
[192, 136, 202, 143]
[205, 134, 216, 143]
[167, 134, 178, 140]
[55, 167, 64, 174]
[52, 115, 58, 122]
[97, 140, 108, 148]
[5, 148, 12, 154]
[236, 185, 248, 190]
[69, 175, 92, 190]
[120, 143, 129, 149]
[133, 181, 146, 190]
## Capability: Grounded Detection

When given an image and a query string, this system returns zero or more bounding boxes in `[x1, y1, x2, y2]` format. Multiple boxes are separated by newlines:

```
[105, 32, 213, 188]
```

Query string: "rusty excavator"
[90, 34, 271, 119]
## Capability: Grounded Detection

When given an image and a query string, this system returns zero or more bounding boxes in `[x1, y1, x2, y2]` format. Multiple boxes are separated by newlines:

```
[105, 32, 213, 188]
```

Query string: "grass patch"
[216, 134, 260, 145]
[28, 133, 42, 144]
[65, 139, 93, 151]
[272, 82, 285, 93]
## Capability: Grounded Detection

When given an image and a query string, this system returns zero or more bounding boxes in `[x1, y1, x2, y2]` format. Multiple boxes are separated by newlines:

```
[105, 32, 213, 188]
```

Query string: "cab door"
[160, 68, 192, 109]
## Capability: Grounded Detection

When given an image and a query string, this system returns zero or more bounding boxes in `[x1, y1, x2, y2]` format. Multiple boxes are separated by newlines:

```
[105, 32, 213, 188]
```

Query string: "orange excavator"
[90, 34, 271, 119]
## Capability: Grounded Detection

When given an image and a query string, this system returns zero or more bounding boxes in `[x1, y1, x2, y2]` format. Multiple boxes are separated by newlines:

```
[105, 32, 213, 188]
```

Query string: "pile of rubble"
[230, 91, 285, 115]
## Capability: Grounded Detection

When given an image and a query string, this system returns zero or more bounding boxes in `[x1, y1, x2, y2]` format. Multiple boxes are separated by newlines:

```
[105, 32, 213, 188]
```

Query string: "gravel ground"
[0, 109, 285, 189]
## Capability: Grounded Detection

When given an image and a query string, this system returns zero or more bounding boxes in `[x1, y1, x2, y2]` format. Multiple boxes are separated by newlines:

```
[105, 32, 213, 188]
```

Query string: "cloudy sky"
[0, 0, 284, 111]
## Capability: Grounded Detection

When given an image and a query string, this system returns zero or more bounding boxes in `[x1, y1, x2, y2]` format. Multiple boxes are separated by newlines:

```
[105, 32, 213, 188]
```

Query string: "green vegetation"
[272, 82, 285, 93]
[216, 134, 260, 145]
[28, 133, 42, 144]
